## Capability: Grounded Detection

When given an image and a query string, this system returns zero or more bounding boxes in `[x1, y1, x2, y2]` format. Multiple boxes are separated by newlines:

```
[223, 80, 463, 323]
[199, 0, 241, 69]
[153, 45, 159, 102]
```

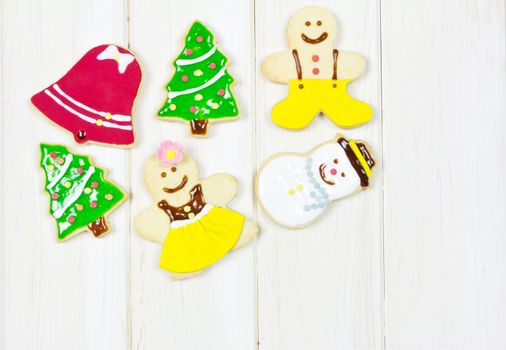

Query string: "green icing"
[158, 21, 239, 121]
[40, 144, 126, 240]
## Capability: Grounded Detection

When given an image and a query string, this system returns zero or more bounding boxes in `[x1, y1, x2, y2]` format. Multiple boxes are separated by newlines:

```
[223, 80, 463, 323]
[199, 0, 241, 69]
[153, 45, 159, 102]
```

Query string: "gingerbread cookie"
[40, 144, 127, 240]
[261, 6, 373, 130]
[256, 134, 375, 228]
[32, 45, 142, 146]
[157, 21, 239, 137]
[135, 141, 258, 279]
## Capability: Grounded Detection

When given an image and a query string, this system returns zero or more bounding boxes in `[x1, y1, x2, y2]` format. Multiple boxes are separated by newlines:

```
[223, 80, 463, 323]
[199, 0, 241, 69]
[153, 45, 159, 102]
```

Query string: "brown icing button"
[298, 84, 304, 89]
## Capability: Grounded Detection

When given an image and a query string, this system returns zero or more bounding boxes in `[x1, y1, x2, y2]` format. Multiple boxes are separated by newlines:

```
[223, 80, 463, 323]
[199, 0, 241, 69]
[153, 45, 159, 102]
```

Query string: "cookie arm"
[200, 173, 237, 207]
[134, 205, 170, 244]
[336, 51, 366, 80]
[261, 51, 297, 83]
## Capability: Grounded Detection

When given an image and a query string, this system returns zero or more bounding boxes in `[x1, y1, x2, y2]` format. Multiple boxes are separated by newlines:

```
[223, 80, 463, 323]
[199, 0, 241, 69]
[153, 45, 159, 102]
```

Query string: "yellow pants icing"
[272, 79, 373, 129]
[160, 206, 245, 273]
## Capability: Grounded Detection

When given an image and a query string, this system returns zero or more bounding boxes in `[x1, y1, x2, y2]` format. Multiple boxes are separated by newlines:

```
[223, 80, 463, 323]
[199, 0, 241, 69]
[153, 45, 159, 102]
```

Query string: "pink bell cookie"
[31, 44, 142, 147]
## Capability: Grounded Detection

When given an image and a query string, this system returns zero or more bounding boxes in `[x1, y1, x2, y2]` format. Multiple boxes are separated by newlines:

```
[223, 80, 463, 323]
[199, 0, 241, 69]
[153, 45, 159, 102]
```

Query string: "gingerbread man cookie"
[135, 141, 258, 280]
[256, 134, 375, 228]
[32, 45, 142, 146]
[261, 6, 373, 130]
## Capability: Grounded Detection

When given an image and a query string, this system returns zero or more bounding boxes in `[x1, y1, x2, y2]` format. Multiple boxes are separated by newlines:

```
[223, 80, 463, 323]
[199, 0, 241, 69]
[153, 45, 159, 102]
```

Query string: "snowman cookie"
[261, 6, 373, 130]
[135, 141, 259, 280]
[32, 45, 142, 146]
[256, 134, 375, 228]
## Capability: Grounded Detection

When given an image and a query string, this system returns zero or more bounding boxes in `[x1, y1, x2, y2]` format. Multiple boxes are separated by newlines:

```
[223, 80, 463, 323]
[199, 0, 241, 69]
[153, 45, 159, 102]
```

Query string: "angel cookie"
[261, 6, 373, 130]
[256, 134, 375, 228]
[135, 141, 258, 279]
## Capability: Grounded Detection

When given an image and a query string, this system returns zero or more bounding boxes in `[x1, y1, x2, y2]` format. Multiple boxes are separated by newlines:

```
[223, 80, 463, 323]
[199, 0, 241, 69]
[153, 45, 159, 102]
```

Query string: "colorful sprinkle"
[209, 62, 216, 69]
[288, 189, 295, 196]
[51, 193, 59, 200]
[194, 69, 203, 76]
[312, 68, 320, 75]
[181, 75, 189, 82]
[217, 89, 225, 96]
[104, 112, 112, 120]
[84, 188, 92, 195]
[188, 213, 195, 219]
[211, 103, 219, 109]
[296, 184, 304, 191]
[77, 167, 84, 174]
[190, 106, 197, 113]
[196, 36, 204, 43]
[96, 119, 104, 126]
[105, 194, 113, 200]
[169, 104, 176, 111]
[50, 152, 57, 158]
[47, 165, 55, 171]
[194, 94, 203, 101]
[91, 182, 99, 189]
[57, 158, 64, 165]
[68, 216, 75, 223]
[76, 204, 84, 211]
[183, 205, 191, 213]
[90, 201, 98, 208]
[312, 55, 319, 62]
[64, 181, 72, 188]
[185, 48, 193, 55]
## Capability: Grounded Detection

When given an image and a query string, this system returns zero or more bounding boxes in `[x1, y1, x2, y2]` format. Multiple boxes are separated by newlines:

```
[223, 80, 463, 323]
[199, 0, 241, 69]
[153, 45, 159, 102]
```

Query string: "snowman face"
[310, 143, 360, 199]
[286, 6, 337, 48]
[144, 154, 199, 201]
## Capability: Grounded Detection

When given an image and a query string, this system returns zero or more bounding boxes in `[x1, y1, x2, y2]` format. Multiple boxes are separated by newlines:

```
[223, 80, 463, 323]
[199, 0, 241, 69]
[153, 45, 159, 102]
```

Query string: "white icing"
[53, 166, 95, 219]
[257, 142, 361, 227]
[175, 46, 217, 66]
[47, 154, 73, 190]
[44, 89, 133, 131]
[96, 45, 134, 74]
[167, 67, 226, 99]
[53, 84, 131, 122]
[169, 204, 214, 229]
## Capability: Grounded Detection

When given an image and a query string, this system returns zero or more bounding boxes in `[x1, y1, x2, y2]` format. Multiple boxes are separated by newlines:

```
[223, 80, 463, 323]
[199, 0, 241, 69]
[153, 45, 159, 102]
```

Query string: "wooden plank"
[0, 0, 129, 349]
[382, 0, 506, 349]
[255, 1, 383, 349]
[128, 0, 257, 349]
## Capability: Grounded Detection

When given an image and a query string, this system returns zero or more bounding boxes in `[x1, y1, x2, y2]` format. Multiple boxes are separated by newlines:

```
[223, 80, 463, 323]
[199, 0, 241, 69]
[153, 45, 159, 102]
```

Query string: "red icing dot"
[91, 182, 99, 189]
[50, 152, 57, 158]
[68, 216, 75, 223]
[217, 89, 225, 96]
[51, 193, 59, 200]
[330, 168, 337, 175]
[189, 106, 197, 113]
[181, 75, 189, 82]
[77, 168, 84, 174]
[90, 201, 98, 208]
[186, 48, 193, 55]
[196, 36, 204, 43]
[312, 68, 320, 75]
[209, 62, 216, 69]
[312, 55, 319, 62]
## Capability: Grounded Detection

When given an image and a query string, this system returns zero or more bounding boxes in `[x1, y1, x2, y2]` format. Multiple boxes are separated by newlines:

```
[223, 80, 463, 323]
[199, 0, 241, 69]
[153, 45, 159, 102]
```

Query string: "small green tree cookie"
[157, 21, 239, 137]
[40, 144, 127, 240]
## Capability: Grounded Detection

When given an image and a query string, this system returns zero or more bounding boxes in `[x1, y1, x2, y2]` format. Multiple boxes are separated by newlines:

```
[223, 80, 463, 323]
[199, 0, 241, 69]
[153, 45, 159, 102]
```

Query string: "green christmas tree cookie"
[40, 144, 127, 240]
[157, 21, 239, 137]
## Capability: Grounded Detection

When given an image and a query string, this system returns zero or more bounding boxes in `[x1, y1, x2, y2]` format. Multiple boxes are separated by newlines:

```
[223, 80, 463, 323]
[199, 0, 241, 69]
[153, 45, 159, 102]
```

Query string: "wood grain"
[1, 0, 505, 349]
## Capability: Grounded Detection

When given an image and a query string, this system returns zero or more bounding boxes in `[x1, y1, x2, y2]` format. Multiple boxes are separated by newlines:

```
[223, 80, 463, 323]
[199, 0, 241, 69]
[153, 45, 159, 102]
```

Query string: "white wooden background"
[1, 0, 505, 349]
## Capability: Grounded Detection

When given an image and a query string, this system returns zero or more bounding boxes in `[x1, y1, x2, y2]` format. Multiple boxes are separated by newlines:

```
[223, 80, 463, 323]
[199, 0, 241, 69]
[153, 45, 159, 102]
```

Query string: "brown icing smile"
[163, 175, 188, 193]
[301, 32, 328, 44]
[319, 164, 335, 186]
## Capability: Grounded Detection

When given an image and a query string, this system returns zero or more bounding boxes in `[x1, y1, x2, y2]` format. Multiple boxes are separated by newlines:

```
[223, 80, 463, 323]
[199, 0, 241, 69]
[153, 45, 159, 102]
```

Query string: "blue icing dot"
[304, 205, 311, 211]
[314, 183, 320, 188]
[319, 203, 326, 208]
[311, 203, 318, 209]
[310, 191, 316, 197]
[309, 178, 315, 184]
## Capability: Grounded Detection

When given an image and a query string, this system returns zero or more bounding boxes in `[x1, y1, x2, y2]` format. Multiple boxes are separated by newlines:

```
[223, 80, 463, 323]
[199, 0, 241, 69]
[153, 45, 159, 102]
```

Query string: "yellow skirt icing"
[160, 206, 245, 273]
[272, 79, 373, 129]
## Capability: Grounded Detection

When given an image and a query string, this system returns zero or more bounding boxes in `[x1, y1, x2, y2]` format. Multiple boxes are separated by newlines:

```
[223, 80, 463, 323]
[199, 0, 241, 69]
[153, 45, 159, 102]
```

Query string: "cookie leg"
[324, 92, 373, 128]
[272, 94, 317, 130]
[170, 270, 204, 280]
[232, 219, 259, 251]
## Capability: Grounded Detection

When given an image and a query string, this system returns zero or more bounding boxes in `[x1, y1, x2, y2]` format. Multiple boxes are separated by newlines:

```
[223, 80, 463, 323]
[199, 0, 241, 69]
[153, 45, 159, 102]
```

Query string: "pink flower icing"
[157, 140, 183, 166]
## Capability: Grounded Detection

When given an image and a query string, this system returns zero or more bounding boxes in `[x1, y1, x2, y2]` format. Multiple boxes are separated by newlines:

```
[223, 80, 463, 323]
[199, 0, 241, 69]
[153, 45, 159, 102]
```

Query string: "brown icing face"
[301, 32, 328, 44]
[319, 163, 335, 185]
[163, 175, 188, 193]
[286, 6, 338, 48]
